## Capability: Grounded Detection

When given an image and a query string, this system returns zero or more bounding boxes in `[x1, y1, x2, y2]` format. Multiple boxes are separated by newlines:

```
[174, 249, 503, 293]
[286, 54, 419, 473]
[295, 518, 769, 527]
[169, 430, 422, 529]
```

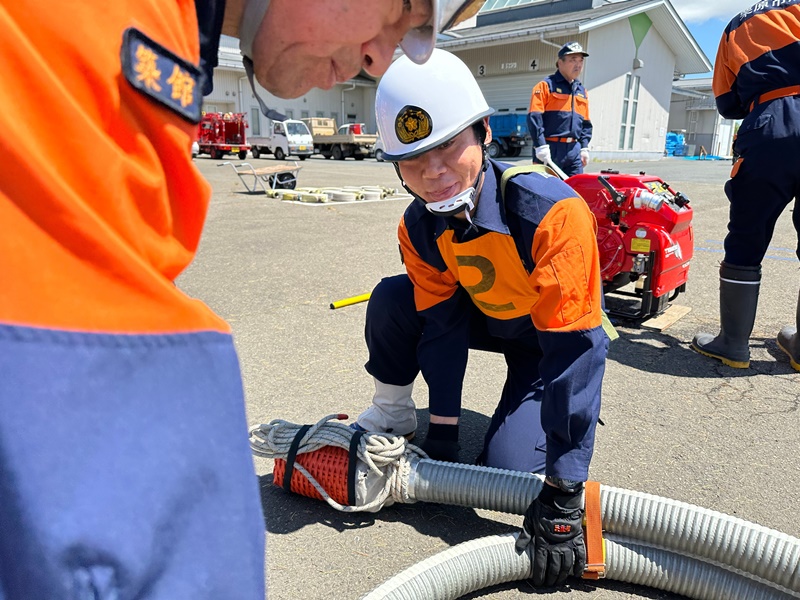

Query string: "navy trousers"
[364, 274, 548, 473]
[724, 97, 800, 266]
[0, 325, 266, 600]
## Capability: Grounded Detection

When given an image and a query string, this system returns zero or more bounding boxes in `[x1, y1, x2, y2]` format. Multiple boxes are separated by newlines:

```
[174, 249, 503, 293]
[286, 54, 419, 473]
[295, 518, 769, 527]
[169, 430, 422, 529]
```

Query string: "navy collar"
[552, 70, 581, 89]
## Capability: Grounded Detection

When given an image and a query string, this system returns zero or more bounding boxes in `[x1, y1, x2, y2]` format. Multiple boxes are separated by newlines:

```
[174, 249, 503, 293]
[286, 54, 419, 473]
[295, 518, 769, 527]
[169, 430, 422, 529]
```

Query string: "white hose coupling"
[631, 190, 664, 212]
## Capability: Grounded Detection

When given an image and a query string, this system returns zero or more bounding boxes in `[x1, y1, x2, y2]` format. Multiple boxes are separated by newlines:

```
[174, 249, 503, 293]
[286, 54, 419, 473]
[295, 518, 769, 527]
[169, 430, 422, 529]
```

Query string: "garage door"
[478, 73, 545, 113]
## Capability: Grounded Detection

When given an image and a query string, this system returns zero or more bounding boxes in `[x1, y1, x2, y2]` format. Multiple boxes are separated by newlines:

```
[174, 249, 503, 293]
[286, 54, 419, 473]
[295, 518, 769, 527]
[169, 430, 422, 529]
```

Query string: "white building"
[669, 77, 737, 158]
[201, 36, 379, 138]
[442, 0, 712, 160]
[204, 0, 712, 159]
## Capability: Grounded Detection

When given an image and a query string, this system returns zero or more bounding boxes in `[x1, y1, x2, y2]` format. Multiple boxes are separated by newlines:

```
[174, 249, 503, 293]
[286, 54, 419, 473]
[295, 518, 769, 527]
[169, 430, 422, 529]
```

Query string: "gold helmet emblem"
[395, 105, 433, 145]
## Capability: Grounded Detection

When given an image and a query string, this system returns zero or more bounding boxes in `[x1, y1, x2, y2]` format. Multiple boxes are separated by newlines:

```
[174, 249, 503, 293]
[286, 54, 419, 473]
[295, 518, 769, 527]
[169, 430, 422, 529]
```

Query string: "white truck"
[249, 119, 314, 161]
[302, 118, 377, 161]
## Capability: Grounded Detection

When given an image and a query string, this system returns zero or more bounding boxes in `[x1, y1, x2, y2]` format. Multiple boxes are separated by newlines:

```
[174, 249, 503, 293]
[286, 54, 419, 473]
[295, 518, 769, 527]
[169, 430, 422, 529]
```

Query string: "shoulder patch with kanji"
[121, 28, 203, 123]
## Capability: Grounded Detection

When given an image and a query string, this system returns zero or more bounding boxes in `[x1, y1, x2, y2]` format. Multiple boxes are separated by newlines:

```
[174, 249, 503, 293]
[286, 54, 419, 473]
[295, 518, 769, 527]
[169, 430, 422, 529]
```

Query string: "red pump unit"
[566, 170, 694, 320]
[196, 112, 251, 160]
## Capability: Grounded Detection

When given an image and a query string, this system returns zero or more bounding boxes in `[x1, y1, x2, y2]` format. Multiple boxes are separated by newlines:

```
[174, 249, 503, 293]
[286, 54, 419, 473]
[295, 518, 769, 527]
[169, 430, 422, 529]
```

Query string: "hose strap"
[347, 430, 365, 506]
[283, 424, 312, 493]
[582, 480, 606, 579]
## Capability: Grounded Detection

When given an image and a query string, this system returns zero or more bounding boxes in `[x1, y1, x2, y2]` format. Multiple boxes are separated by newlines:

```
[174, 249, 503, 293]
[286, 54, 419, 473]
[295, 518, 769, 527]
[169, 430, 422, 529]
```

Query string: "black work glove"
[420, 423, 460, 462]
[515, 482, 586, 586]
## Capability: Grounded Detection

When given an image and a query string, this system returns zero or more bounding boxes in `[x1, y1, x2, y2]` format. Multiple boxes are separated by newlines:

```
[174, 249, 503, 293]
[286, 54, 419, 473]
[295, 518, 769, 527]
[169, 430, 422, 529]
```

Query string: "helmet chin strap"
[425, 186, 477, 219]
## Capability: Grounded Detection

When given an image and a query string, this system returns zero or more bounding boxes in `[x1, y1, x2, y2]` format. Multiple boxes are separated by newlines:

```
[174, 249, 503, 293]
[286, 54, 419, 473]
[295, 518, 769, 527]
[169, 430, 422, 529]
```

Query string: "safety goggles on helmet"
[400, 0, 487, 65]
[376, 49, 494, 162]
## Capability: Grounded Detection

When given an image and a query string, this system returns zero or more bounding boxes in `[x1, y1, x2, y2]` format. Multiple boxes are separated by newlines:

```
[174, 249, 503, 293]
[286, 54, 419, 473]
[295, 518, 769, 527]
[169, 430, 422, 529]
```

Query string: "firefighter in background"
[353, 49, 609, 586]
[692, 0, 800, 371]
[527, 42, 593, 177]
[0, 1, 487, 598]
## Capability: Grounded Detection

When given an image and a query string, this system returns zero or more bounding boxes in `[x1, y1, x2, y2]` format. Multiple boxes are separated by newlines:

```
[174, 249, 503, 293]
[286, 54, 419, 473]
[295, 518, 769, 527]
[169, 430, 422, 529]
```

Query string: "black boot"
[692, 263, 761, 368]
[777, 289, 800, 372]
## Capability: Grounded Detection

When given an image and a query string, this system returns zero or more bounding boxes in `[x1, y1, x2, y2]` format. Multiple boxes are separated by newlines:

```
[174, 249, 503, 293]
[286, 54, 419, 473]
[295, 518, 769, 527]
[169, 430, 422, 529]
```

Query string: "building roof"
[439, 0, 712, 75]
[218, 35, 245, 70]
[673, 76, 713, 90]
[672, 76, 713, 99]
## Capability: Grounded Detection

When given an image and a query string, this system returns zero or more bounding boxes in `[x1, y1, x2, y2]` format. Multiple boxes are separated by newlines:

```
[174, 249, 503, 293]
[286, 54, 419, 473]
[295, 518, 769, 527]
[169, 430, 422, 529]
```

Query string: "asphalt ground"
[180, 153, 800, 600]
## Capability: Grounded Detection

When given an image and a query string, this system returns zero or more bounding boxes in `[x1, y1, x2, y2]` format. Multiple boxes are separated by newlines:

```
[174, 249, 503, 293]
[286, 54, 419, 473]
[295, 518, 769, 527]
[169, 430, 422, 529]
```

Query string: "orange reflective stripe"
[438, 233, 535, 321]
[544, 93, 574, 114]
[528, 81, 548, 113]
[759, 84, 800, 103]
[398, 218, 459, 312]
[574, 93, 590, 120]
[545, 137, 576, 143]
[724, 8, 800, 78]
[712, 32, 736, 99]
[730, 156, 743, 179]
[582, 480, 605, 580]
[529, 197, 602, 332]
[749, 84, 800, 111]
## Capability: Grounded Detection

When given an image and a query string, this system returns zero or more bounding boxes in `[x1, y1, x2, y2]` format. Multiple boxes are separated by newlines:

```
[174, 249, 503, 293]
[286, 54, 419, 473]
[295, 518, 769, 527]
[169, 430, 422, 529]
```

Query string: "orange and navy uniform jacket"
[713, 0, 800, 120]
[398, 161, 607, 479]
[712, 0, 800, 266]
[1, 2, 223, 335]
[527, 71, 593, 149]
[0, 2, 268, 593]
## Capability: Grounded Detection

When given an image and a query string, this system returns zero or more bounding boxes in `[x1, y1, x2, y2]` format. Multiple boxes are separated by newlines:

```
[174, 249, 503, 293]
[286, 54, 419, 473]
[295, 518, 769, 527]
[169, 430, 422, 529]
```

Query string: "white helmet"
[400, 0, 487, 65]
[376, 49, 494, 161]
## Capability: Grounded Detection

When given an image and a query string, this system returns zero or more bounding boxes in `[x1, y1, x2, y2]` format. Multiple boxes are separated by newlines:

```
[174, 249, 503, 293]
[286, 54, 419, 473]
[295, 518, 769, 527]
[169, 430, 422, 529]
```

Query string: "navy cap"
[558, 42, 589, 59]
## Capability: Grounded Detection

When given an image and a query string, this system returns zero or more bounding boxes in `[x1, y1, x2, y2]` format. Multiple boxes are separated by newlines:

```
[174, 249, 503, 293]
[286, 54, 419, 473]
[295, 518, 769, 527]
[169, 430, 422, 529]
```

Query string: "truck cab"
[303, 118, 377, 161]
[338, 123, 367, 135]
[249, 119, 314, 161]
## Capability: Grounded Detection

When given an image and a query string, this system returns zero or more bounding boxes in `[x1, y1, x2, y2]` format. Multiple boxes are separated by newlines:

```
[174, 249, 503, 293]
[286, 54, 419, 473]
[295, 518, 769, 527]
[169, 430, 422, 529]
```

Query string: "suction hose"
[361, 533, 797, 600]
[410, 459, 800, 593]
[250, 416, 800, 599]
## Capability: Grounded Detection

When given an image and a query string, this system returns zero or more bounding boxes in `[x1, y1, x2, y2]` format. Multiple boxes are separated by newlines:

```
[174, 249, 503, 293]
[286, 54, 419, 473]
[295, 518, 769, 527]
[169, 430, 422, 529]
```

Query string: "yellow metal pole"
[329, 292, 371, 310]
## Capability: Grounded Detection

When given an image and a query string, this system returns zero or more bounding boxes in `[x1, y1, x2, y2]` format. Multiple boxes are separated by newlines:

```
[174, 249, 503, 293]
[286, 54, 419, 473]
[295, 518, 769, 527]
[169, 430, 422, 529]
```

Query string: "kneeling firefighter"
[351, 49, 610, 586]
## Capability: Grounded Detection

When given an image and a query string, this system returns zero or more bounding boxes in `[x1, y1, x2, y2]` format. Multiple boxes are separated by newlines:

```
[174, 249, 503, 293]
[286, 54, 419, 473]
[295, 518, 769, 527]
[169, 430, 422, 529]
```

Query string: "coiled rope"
[249, 414, 427, 512]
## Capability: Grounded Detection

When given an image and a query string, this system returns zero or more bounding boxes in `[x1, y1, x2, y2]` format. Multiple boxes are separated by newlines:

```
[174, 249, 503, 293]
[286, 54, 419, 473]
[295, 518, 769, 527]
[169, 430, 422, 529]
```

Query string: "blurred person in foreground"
[0, 0, 487, 597]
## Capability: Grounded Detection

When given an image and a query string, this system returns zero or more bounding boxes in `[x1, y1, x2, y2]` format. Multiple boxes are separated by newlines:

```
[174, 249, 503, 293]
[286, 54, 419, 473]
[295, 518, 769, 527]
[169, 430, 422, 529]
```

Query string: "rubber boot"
[691, 262, 761, 368]
[355, 379, 417, 438]
[777, 289, 800, 372]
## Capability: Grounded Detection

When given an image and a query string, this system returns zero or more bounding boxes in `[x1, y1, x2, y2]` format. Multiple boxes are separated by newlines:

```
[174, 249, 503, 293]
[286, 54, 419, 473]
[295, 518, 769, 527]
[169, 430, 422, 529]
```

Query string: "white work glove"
[534, 144, 551, 165]
[356, 380, 416, 437]
[580, 148, 590, 167]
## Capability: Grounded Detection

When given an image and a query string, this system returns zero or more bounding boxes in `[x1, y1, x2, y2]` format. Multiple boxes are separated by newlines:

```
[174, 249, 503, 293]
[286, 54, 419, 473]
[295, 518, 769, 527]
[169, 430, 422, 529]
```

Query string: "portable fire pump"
[565, 170, 694, 320]
[196, 112, 251, 160]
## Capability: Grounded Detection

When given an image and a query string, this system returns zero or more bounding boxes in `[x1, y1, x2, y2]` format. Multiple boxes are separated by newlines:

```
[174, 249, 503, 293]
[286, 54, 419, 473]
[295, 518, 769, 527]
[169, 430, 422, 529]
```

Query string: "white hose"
[600, 486, 800, 593]
[249, 420, 800, 599]
[604, 534, 798, 600]
[360, 533, 799, 600]
[407, 460, 800, 594]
